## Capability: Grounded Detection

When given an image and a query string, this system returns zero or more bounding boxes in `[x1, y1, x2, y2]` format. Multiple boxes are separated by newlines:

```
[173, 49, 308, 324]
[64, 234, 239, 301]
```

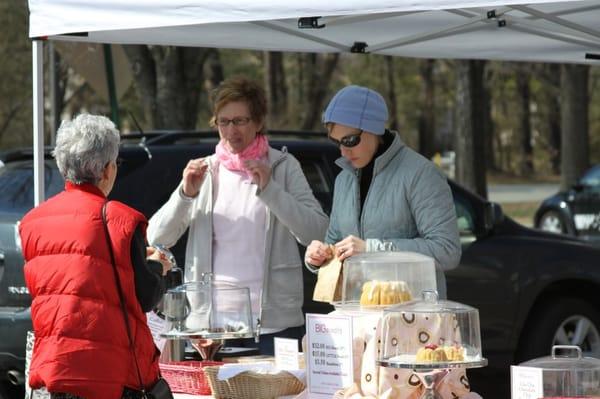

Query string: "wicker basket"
[203, 365, 305, 399]
[159, 360, 223, 395]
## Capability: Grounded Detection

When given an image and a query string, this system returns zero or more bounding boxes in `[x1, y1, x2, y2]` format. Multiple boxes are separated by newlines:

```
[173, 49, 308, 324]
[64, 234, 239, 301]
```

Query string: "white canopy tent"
[30, 0, 600, 63]
[28, 0, 600, 204]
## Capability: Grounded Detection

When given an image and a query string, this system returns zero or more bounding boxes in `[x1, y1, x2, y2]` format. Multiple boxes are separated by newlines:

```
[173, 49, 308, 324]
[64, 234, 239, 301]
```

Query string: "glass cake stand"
[377, 291, 487, 398]
[161, 329, 255, 360]
[158, 274, 255, 361]
[377, 357, 488, 399]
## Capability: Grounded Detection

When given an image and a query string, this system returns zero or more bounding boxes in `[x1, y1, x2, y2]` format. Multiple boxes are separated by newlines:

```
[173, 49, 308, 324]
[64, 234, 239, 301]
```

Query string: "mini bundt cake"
[416, 344, 448, 362]
[444, 345, 465, 361]
[416, 344, 465, 362]
[359, 280, 412, 306]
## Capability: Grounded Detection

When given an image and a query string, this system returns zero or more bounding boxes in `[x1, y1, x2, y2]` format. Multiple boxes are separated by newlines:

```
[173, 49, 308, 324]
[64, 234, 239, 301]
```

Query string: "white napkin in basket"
[216, 361, 306, 382]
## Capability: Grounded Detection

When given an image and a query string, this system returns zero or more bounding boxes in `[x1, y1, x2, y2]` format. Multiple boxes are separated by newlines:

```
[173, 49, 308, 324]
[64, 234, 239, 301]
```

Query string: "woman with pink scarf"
[148, 77, 328, 354]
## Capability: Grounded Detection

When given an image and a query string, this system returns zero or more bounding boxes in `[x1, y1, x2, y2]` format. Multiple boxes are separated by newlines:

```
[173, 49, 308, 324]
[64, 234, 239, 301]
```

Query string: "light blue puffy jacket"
[322, 131, 461, 296]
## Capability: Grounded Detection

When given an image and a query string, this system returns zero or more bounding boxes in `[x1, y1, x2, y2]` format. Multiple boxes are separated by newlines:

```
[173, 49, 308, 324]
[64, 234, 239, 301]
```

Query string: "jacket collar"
[335, 130, 405, 174]
[65, 181, 106, 198]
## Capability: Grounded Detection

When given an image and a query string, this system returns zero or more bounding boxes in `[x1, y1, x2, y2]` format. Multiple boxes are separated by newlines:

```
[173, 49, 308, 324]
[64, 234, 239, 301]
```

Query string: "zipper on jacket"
[354, 169, 364, 237]
[358, 159, 384, 239]
[360, 169, 376, 239]
[207, 160, 214, 276]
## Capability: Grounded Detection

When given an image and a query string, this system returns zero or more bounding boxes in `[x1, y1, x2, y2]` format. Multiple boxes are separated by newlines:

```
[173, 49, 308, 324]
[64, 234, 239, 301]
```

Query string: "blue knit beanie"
[322, 85, 388, 135]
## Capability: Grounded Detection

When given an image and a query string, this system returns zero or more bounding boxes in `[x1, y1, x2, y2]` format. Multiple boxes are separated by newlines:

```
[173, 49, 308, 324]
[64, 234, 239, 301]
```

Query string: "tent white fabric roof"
[27, 0, 600, 204]
[30, 0, 600, 64]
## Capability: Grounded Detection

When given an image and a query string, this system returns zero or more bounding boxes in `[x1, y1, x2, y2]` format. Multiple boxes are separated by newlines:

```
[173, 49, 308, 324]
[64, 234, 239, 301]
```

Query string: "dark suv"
[534, 164, 600, 242]
[0, 131, 339, 397]
[2, 131, 600, 399]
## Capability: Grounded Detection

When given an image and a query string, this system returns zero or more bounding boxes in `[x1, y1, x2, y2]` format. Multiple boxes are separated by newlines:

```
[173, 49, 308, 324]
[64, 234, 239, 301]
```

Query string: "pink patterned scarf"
[215, 134, 269, 174]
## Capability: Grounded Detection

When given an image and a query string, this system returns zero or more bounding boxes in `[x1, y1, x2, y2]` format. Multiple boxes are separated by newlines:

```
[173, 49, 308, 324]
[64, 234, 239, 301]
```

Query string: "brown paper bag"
[313, 248, 343, 303]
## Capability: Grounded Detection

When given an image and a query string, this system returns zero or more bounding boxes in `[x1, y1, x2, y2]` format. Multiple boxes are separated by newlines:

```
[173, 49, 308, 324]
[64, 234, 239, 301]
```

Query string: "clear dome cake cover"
[378, 291, 485, 368]
[516, 345, 600, 397]
[161, 275, 254, 339]
[390, 291, 478, 314]
[337, 251, 437, 310]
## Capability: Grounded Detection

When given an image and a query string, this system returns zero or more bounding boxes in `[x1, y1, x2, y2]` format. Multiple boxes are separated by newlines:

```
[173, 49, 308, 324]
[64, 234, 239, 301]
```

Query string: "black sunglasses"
[328, 130, 363, 148]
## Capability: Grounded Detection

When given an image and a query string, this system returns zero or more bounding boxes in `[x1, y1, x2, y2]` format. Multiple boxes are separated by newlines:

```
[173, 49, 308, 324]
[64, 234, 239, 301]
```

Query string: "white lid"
[387, 290, 477, 314]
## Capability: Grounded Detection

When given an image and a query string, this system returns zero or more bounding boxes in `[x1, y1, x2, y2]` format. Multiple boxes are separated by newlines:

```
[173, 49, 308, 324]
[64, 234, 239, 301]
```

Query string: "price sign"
[511, 365, 544, 399]
[275, 337, 300, 370]
[306, 313, 353, 396]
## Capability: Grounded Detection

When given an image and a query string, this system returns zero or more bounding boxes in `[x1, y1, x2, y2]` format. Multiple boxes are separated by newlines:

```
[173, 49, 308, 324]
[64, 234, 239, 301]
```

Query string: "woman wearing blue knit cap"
[304, 85, 461, 297]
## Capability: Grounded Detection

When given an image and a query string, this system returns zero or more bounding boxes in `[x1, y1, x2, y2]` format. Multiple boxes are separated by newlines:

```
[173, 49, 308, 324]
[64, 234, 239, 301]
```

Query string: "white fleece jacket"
[148, 147, 329, 329]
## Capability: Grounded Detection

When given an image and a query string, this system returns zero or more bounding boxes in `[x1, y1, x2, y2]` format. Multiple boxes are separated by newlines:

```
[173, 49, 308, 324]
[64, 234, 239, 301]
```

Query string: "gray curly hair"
[52, 114, 120, 185]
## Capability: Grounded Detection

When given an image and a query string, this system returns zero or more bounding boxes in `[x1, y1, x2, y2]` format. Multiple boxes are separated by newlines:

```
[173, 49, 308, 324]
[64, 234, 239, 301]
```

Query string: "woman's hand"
[305, 240, 333, 267]
[182, 158, 208, 197]
[334, 235, 366, 262]
[146, 247, 173, 276]
[243, 159, 272, 190]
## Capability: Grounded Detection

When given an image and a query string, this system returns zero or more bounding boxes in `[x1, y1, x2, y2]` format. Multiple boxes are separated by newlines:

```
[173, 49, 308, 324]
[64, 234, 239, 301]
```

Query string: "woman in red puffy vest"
[19, 114, 172, 399]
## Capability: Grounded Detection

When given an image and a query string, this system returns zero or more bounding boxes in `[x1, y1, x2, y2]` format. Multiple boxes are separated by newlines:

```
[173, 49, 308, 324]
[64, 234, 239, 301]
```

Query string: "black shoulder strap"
[101, 201, 146, 395]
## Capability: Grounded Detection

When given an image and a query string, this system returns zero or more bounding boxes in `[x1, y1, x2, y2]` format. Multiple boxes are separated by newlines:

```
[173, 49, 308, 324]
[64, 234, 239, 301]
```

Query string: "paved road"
[487, 183, 559, 203]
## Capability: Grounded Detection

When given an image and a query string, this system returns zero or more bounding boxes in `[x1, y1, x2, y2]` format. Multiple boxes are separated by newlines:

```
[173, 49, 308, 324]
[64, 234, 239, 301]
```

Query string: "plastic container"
[162, 273, 254, 339]
[335, 251, 436, 310]
[514, 345, 600, 398]
[378, 290, 485, 368]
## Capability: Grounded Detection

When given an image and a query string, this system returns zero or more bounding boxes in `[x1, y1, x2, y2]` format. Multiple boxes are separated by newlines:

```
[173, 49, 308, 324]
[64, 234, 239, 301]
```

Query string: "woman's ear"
[256, 118, 266, 135]
[101, 161, 115, 184]
[102, 162, 111, 180]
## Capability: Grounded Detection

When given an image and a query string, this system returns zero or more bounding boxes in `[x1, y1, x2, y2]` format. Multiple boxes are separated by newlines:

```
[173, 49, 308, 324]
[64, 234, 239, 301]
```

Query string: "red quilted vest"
[20, 182, 160, 399]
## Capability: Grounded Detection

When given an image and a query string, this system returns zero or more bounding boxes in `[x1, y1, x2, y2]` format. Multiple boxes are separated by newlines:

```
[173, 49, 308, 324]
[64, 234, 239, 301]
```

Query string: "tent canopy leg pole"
[33, 39, 45, 207]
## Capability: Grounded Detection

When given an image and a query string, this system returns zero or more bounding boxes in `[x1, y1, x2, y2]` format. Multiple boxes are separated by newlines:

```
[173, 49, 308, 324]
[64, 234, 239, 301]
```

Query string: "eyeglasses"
[215, 117, 252, 127]
[328, 130, 363, 148]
